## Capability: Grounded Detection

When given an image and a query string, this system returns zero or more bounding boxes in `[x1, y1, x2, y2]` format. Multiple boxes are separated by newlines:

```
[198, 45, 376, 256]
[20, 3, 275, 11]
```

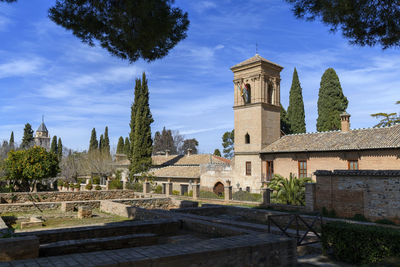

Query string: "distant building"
[34, 118, 50, 150]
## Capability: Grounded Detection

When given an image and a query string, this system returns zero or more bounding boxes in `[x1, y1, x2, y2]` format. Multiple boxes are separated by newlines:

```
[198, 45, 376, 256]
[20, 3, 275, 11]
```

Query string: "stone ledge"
[314, 169, 400, 177]
[0, 236, 39, 262]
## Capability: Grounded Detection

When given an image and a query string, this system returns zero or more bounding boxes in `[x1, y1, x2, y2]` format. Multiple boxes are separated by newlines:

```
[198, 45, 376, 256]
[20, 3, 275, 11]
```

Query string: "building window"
[245, 133, 250, 144]
[348, 160, 359, 170]
[298, 160, 307, 178]
[266, 161, 274, 180]
[246, 161, 252, 176]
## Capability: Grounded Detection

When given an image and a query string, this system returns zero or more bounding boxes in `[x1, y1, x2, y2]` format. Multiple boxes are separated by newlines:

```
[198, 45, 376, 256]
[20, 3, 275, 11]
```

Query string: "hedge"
[322, 221, 400, 265]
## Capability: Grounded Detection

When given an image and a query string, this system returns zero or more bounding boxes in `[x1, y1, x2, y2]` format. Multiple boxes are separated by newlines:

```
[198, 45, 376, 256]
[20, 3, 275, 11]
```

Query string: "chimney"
[186, 148, 192, 156]
[165, 150, 170, 157]
[340, 112, 351, 132]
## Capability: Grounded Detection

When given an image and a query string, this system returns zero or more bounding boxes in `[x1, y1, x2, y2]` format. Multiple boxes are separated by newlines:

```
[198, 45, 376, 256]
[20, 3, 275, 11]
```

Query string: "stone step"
[39, 233, 158, 257]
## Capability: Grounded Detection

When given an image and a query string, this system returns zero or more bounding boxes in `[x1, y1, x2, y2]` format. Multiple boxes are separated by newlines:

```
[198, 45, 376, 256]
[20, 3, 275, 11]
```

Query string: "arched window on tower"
[245, 133, 250, 144]
[267, 83, 273, 104]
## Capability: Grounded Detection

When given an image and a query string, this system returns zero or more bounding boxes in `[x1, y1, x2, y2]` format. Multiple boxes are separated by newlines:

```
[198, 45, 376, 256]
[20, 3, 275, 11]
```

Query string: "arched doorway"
[213, 182, 224, 196]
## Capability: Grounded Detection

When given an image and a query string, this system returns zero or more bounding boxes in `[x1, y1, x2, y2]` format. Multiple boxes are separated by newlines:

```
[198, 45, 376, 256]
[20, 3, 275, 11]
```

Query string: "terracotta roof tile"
[262, 124, 400, 153]
[149, 165, 200, 178]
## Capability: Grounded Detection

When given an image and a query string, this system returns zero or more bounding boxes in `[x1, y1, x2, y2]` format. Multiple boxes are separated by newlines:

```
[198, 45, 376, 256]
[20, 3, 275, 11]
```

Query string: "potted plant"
[85, 181, 93, 191]
[95, 185, 101, 191]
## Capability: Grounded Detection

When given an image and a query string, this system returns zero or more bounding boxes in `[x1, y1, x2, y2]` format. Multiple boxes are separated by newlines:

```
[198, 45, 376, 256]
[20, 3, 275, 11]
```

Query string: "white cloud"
[0, 57, 45, 78]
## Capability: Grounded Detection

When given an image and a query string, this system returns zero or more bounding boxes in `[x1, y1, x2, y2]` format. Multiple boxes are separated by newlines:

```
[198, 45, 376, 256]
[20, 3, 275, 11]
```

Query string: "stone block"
[21, 217, 44, 229]
[78, 206, 92, 219]
[0, 236, 39, 262]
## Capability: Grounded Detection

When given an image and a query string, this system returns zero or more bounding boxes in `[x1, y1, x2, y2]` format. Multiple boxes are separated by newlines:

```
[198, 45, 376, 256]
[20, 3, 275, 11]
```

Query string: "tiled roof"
[231, 54, 283, 69]
[262, 124, 400, 153]
[149, 165, 200, 178]
[37, 122, 48, 132]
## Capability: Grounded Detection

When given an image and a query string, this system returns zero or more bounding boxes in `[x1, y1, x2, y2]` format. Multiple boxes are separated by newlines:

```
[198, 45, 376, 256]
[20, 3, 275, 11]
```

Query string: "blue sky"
[0, 0, 399, 154]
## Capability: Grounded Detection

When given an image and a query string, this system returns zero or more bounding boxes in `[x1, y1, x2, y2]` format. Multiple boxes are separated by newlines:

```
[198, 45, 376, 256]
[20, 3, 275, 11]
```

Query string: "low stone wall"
[16, 219, 180, 244]
[6, 233, 297, 266]
[0, 202, 60, 213]
[100, 200, 136, 218]
[314, 170, 400, 221]
[60, 200, 100, 212]
[0, 190, 136, 204]
[0, 236, 39, 262]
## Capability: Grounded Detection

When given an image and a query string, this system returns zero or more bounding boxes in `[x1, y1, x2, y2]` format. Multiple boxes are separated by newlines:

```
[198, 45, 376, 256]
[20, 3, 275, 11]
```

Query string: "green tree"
[181, 138, 199, 154]
[287, 68, 306, 133]
[285, 0, 400, 49]
[21, 123, 34, 149]
[89, 128, 98, 153]
[130, 73, 154, 176]
[317, 68, 348, 132]
[57, 137, 63, 160]
[222, 130, 234, 158]
[280, 104, 292, 135]
[153, 127, 177, 154]
[3, 0, 189, 63]
[99, 134, 104, 152]
[268, 174, 311, 205]
[9, 131, 14, 149]
[4, 146, 60, 192]
[124, 137, 130, 156]
[103, 126, 110, 157]
[213, 149, 221, 157]
[50, 136, 58, 154]
[116, 136, 125, 154]
[371, 101, 400, 127]
[129, 79, 142, 161]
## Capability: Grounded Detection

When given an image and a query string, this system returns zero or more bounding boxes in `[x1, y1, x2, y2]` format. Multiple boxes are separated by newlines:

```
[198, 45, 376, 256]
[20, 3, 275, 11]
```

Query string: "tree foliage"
[153, 127, 176, 154]
[21, 123, 34, 149]
[89, 128, 98, 153]
[222, 130, 234, 158]
[280, 104, 292, 135]
[50, 136, 58, 154]
[371, 101, 400, 127]
[285, 0, 400, 49]
[124, 137, 130, 156]
[130, 73, 154, 176]
[268, 174, 311, 205]
[287, 68, 306, 133]
[181, 138, 199, 154]
[57, 137, 63, 160]
[4, 146, 59, 192]
[213, 149, 221, 157]
[9, 131, 14, 149]
[46, 0, 189, 62]
[103, 126, 110, 157]
[317, 68, 348, 132]
[116, 136, 125, 154]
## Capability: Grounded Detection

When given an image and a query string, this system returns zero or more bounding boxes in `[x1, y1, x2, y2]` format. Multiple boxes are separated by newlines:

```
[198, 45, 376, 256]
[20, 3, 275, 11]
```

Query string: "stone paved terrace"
[0, 233, 296, 267]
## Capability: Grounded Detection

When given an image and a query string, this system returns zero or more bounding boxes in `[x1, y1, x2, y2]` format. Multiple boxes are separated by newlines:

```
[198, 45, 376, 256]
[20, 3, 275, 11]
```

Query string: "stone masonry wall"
[315, 170, 400, 221]
[0, 190, 135, 204]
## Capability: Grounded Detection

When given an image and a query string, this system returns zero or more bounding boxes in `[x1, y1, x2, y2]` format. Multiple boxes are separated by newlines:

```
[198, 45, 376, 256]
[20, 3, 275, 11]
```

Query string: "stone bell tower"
[230, 54, 283, 192]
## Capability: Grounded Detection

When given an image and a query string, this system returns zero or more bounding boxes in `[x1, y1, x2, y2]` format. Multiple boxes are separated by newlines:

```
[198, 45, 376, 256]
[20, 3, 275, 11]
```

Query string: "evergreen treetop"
[317, 68, 348, 132]
[104, 126, 110, 156]
[116, 136, 124, 154]
[50, 136, 58, 154]
[99, 134, 104, 152]
[129, 78, 142, 161]
[124, 137, 130, 156]
[181, 138, 199, 154]
[153, 127, 177, 155]
[213, 149, 221, 157]
[21, 123, 34, 149]
[57, 137, 63, 160]
[89, 128, 98, 153]
[280, 104, 292, 135]
[9, 131, 14, 147]
[222, 130, 234, 158]
[287, 68, 306, 133]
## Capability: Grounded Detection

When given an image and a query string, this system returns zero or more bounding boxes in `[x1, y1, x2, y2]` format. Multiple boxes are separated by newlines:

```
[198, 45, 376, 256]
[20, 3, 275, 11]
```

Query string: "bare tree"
[172, 130, 185, 155]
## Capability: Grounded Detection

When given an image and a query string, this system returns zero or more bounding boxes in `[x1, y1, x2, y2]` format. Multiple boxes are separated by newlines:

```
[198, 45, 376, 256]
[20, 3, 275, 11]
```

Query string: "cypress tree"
[99, 134, 104, 152]
[124, 137, 130, 156]
[317, 68, 349, 131]
[280, 104, 292, 135]
[287, 68, 306, 133]
[213, 149, 221, 157]
[9, 131, 14, 149]
[129, 79, 142, 162]
[116, 136, 124, 154]
[89, 128, 98, 153]
[50, 136, 58, 154]
[104, 126, 110, 156]
[21, 123, 34, 149]
[57, 137, 63, 160]
[130, 73, 154, 176]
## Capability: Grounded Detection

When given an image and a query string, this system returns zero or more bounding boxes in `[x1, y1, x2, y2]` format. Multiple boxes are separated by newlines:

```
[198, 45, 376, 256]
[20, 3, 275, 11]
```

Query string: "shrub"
[154, 185, 162, 194]
[85, 182, 93, 191]
[172, 190, 180, 196]
[92, 175, 100, 185]
[268, 174, 311, 205]
[322, 221, 400, 265]
[109, 179, 123, 190]
[184, 190, 193, 197]
[95, 185, 101, 190]
[199, 190, 222, 199]
[352, 213, 369, 222]
[233, 191, 262, 202]
[74, 183, 80, 189]
[375, 218, 396, 225]
[126, 182, 143, 192]
[57, 180, 64, 186]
